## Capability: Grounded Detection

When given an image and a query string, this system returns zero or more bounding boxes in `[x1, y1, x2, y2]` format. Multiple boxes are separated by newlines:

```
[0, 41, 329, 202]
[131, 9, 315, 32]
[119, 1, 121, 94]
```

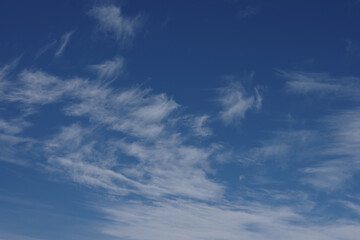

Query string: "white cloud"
[0, 118, 30, 135]
[55, 30, 75, 57]
[5, 70, 68, 105]
[0, 232, 44, 240]
[90, 57, 124, 81]
[244, 130, 316, 163]
[0, 58, 20, 96]
[301, 109, 360, 190]
[191, 115, 212, 137]
[218, 81, 262, 124]
[0, 133, 35, 165]
[98, 198, 360, 240]
[0, 66, 222, 200]
[89, 5, 141, 42]
[279, 70, 360, 99]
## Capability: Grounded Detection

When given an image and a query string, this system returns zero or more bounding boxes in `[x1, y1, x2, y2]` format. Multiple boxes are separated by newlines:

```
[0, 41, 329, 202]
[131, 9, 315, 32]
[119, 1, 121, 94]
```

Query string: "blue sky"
[1, 0, 360, 239]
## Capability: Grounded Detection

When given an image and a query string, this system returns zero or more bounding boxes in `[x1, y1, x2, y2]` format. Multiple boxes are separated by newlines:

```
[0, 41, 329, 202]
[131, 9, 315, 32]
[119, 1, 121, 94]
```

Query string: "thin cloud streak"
[55, 30, 75, 57]
[279, 70, 360, 99]
[35, 40, 57, 59]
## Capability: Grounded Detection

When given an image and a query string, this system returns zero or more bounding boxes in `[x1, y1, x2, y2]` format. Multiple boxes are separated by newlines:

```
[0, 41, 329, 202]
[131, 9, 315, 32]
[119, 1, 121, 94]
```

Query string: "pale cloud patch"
[218, 81, 262, 124]
[90, 57, 124, 81]
[0, 118, 30, 135]
[5, 70, 69, 105]
[55, 30, 75, 57]
[244, 130, 316, 163]
[0, 233, 44, 240]
[89, 5, 141, 42]
[191, 115, 212, 137]
[279, 70, 360, 99]
[301, 109, 360, 190]
[35, 40, 57, 59]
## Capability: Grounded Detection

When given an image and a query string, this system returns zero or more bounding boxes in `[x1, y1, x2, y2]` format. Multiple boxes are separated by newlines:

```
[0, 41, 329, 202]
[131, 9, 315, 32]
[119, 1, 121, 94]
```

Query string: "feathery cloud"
[99, 198, 360, 240]
[218, 81, 262, 124]
[89, 5, 141, 42]
[55, 30, 75, 57]
[301, 109, 360, 190]
[279, 70, 360, 99]
[90, 57, 124, 81]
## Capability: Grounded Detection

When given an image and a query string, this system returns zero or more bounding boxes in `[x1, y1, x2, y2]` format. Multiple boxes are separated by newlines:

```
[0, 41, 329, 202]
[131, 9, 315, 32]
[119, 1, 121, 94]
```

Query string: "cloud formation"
[55, 30, 75, 57]
[279, 70, 360, 99]
[89, 57, 124, 81]
[218, 81, 262, 124]
[89, 5, 141, 42]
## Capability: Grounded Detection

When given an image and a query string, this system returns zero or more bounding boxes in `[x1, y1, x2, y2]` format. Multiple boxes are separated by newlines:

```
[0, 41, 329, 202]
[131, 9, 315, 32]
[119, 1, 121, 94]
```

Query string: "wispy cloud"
[0, 232, 44, 240]
[4, 70, 69, 105]
[0, 58, 20, 97]
[217, 80, 262, 124]
[279, 70, 360, 99]
[89, 57, 124, 81]
[278, 70, 360, 190]
[244, 130, 316, 163]
[0, 118, 30, 135]
[89, 5, 141, 42]
[191, 115, 212, 137]
[98, 198, 360, 240]
[35, 40, 57, 59]
[301, 109, 360, 190]
[55, 30, 75, 57]
[0, 64, 223, 200]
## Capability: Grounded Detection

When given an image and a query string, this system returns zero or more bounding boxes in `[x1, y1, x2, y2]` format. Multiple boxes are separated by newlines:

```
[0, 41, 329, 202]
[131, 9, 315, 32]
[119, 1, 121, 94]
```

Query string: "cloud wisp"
[89, 5, 141, 42]
[217, 81, 262, 124]
[98, 197, 360, 240]
[280, 70, 360, 191]
[89, 57, 124, 82]
[279, 70, 360, 99]
[301, 109, 360, 190]
[55, 30, 75, 57]
[1, 65, 223, 201]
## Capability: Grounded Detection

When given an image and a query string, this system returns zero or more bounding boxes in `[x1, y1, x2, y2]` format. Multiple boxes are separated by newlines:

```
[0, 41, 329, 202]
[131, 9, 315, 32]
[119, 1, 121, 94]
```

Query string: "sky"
[1, 0, 360, 239]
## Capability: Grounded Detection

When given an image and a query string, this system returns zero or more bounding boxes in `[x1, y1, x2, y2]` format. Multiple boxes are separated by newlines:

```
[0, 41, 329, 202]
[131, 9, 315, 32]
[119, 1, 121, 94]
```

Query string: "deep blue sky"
[1, 1, 360, 239]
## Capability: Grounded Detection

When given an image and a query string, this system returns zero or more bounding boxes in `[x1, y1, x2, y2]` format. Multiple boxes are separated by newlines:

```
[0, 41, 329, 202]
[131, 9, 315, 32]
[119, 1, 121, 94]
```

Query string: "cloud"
[0, 64, 222, 200]
[0, 58, 20, 97]
[89, 5, 141, 42]
[218, 81, 262, 124]
[35, 40, 57, 59]
[191, 115, 212, 137]
[55, 30, 75, 57]
[98, 198, 360, 240]
[0, 118, 30, 135]
[278, 70, 360, 190]
[243, 130, 316, 163]
[89, 57, 124, 81]
[0, 58, 20, 81]
[279, 70, 360, 99]
[301, 109, 360, 190]
[0, 232, 44, 240]
[4, 70, 70, 105]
